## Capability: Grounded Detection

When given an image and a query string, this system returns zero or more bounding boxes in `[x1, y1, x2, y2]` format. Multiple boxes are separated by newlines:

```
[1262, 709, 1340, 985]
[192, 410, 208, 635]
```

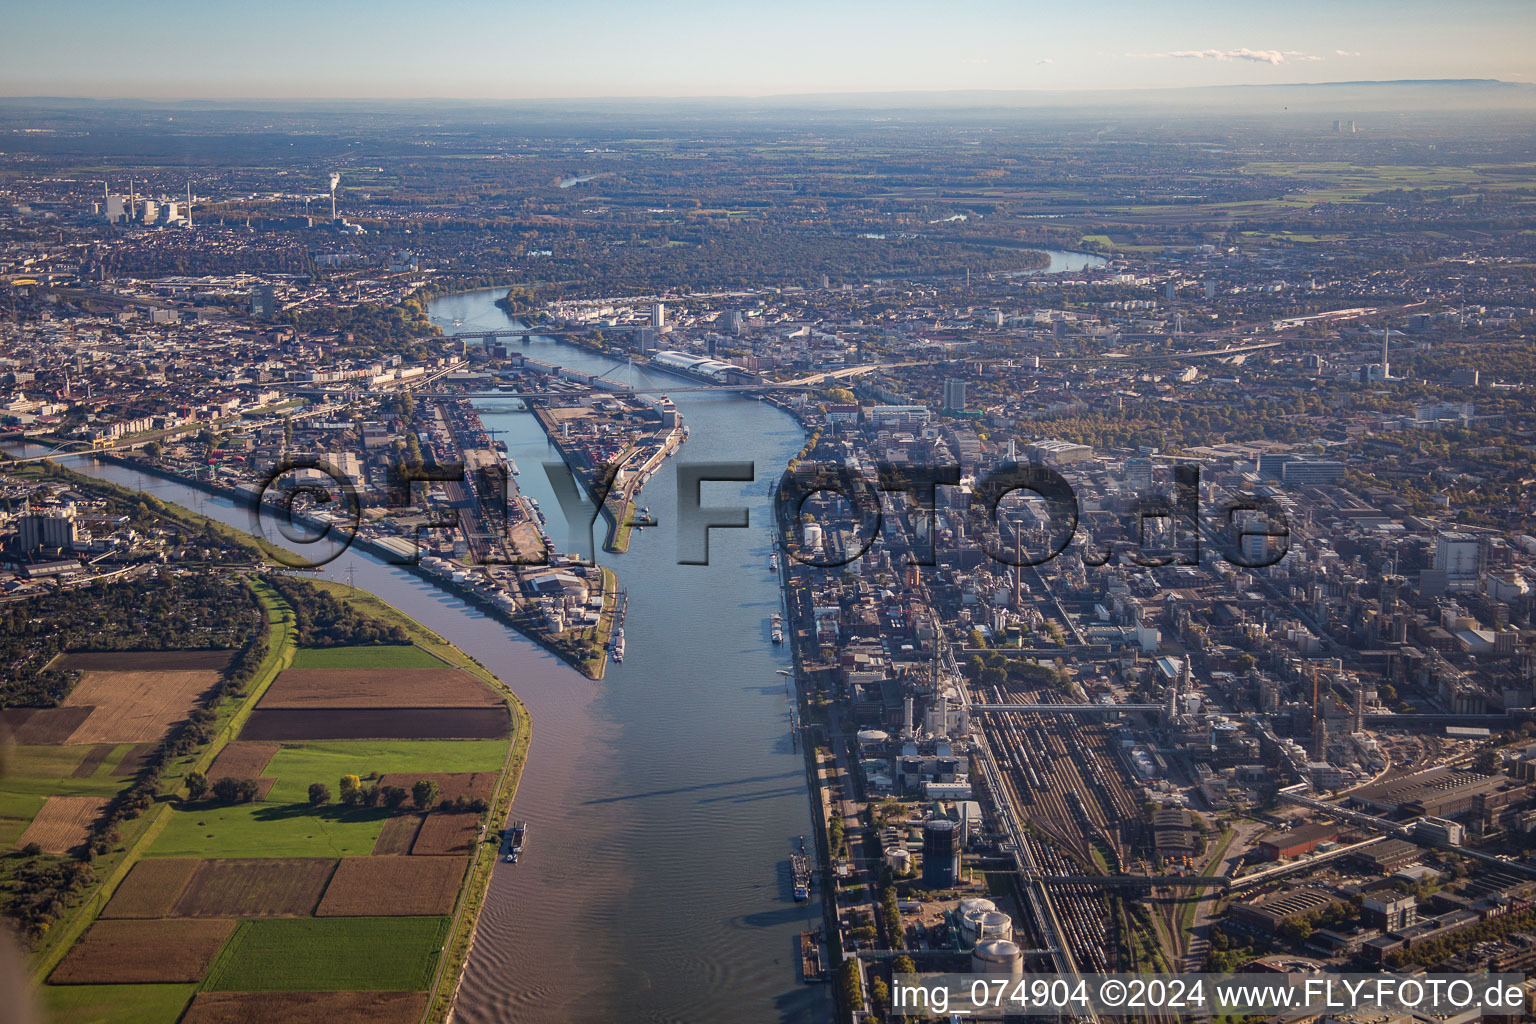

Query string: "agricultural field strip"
[62, 669, 224, 745]
[257, 668, 503, 709]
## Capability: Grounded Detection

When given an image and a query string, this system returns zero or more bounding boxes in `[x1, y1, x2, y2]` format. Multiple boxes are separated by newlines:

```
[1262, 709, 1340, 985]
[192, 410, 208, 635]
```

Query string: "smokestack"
[328, 172, 340, 223]
[1381, 326, 1389, 380]
[903, 696, 914, 739]
[186, 181, 192, 228]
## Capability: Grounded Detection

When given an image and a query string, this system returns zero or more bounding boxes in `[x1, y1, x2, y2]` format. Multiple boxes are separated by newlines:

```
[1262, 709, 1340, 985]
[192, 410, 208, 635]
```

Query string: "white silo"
[971, 938, 1023, 975]
[957, 897, 998, 945]
[975, 911, 1013, 943]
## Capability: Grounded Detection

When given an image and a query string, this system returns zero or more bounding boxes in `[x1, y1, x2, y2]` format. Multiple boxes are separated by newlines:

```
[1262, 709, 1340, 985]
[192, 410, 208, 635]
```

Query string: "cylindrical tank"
[857, 729, 890, 747]
[922, 818, 961, 889]
[972, 938, 1023, 976]
[975, 911, 1013, 943]
[883, 846, 912, 873]
[957, 898, 998, 945]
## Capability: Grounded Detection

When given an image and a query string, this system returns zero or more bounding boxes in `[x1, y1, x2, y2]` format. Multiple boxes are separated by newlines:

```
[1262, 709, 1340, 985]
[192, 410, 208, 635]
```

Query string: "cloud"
[1127, 48, 1322, 65]
[960, 57, 991, 66]
[1335, 49, 1362, 57]
[1036, 58, 1054, 65]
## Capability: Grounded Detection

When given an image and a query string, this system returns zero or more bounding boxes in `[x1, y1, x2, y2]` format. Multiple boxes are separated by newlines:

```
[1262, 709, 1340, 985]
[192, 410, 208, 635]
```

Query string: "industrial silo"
[971, 938, 1023, 976]
[956, 897, 998, 945]
[974, 911, 1013, 943]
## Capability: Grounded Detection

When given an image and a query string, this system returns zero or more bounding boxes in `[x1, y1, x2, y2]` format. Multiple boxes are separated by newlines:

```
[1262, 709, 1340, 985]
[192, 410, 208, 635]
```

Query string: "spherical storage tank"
[971, 938, 1023, 976]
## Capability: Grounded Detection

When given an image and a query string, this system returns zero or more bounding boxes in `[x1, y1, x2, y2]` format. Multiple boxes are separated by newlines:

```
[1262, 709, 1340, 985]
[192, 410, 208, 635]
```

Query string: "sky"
[3, 0, 1534, 100]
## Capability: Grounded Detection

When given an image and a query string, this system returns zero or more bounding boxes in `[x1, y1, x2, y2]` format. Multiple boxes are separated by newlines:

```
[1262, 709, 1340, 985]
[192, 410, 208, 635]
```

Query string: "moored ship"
[506, 820, 528, 863]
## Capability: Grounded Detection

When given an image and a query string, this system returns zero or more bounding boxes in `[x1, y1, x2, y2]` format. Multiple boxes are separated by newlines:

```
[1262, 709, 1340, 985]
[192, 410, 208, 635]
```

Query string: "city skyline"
[2, 0, 1534, 100]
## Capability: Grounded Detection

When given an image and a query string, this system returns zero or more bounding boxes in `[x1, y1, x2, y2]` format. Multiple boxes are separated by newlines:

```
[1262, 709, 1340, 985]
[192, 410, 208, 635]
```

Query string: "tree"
[185, 771, 208, 800]
[381, 785, 409, 809]
[839, 959, 864, 1013]
[339, 774, 362, 806]
[308, 782, 331, 806]
[412, 778, 441, 809]
[212, 777, 259, 803]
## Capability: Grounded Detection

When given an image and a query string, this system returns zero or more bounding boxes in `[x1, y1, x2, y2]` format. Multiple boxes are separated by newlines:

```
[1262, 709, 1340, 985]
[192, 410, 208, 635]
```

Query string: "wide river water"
[19, 248, 1103, 1023]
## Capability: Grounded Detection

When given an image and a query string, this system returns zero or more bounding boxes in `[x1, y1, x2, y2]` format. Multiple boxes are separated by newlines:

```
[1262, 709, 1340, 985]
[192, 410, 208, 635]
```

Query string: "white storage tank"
[975, 911, 1013, 943]
[857, 729, 889, 748]
[883, 846, 912, 874]
[957, 897, 998, 945]
[971, 938, 1023, 975]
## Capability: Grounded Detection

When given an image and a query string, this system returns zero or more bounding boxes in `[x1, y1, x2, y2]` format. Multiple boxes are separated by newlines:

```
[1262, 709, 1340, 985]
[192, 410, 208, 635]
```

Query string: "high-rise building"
[249, 284, 277, 319]
[942, 378, 966, 413]
[1435, 532, 1483, 590]
[651, 302, 665, 330]
[1362, 894, 1416, 932]
[1125, 457, 1154, 493]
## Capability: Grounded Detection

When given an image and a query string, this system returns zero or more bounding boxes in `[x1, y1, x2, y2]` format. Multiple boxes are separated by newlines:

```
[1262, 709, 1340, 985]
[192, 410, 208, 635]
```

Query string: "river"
[14, 248, 1103, 1023]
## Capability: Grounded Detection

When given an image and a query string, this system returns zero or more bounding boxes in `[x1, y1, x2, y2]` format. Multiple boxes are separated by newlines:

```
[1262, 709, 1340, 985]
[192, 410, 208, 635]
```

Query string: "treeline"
[267, 576, 409, 647]
[7, 581, 272, 944]
[0, 574, 262, 708]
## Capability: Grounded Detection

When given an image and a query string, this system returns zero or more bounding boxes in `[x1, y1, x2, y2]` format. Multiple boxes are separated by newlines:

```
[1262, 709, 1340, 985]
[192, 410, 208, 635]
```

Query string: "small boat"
[772, 629, 784, 644]
[507, 821, 527, 863]
[769, 553, 779, 572]
[613, 628, 625, 662]
[771, 613, 784, 644]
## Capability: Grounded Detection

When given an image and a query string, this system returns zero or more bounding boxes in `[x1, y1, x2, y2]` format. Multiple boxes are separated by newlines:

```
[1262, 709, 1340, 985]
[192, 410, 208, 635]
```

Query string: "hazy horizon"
[3, 0, 1533, 100]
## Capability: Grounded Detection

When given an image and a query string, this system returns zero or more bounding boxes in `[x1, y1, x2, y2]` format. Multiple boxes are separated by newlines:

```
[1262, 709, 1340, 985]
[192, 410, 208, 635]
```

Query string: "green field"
[41, 982, 197, 1024]
[144, 739, 507, 857]
[261, 740, 507, 804]
[145, 799, 393, 859]
[0, 767, 135, 847]
[288, 644, 445, 669]
[10, 745, 94, 778]
[203, 916, 450, 991]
